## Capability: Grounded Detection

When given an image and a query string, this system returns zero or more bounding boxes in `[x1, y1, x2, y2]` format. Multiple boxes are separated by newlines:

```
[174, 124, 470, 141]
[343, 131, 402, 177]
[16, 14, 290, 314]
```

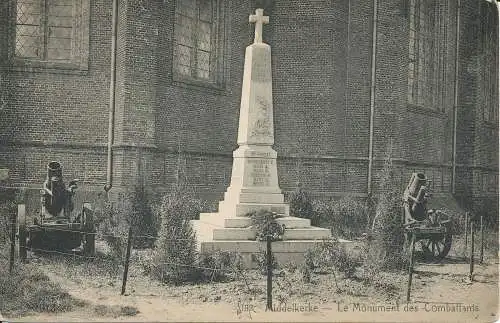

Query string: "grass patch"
[0, 258, 86, 317]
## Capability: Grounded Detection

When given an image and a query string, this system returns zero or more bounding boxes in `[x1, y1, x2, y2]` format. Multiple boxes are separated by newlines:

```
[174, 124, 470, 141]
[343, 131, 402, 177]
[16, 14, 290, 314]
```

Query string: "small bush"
[94, 198, 130, 261]
[245, 210, 285, 241]
[0, 188, 18, 245]
[365, 143, 407, 271]
[299, 263, 312, 283]
[128, 187, 157, 249]
[151, 183, 204, 284]
[472, 197, 499, 229]
[199, 251, 243, 282]
[314, 195, 370, 240]
[304, 240, 361, 278]
[251, 250, 278, 275]
[287, 184, 317, 225]
[94, 185, 157, 259]
[0, 202, 13, 245]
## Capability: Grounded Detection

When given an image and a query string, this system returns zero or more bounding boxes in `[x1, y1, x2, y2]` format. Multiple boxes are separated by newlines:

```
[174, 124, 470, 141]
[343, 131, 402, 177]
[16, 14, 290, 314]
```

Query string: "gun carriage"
[17, 161, 95, 259]
[403, 173, 452, 261]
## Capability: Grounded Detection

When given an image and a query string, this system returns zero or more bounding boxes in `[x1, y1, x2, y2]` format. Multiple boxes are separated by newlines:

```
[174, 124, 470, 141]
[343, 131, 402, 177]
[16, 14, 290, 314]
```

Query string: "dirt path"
[9, 258, 498, 322]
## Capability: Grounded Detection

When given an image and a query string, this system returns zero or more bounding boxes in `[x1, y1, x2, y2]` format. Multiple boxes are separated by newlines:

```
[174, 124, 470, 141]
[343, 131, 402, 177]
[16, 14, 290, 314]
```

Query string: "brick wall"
[0, 0, 497, 215]
[0, 0, 112, 205]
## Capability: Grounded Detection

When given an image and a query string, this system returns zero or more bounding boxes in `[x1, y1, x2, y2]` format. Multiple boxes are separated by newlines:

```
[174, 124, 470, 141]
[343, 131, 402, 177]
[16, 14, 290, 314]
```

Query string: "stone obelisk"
[192, 9, 332, 267]
[218, 8, 289, 218]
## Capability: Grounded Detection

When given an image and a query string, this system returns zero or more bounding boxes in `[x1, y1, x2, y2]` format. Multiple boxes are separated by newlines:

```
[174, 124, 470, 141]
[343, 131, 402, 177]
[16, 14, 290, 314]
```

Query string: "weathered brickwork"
[0, 0, 497, 216]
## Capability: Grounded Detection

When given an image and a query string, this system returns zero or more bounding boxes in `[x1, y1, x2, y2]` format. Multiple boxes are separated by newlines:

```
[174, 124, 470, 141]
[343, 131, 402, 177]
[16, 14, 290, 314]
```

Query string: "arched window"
[173, 0, 225, 87]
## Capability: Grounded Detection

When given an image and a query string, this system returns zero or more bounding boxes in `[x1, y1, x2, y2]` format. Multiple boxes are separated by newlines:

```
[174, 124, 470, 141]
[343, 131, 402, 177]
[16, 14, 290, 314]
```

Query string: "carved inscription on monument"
[251, 95, 273, 138]
[248, 159, 272, 186]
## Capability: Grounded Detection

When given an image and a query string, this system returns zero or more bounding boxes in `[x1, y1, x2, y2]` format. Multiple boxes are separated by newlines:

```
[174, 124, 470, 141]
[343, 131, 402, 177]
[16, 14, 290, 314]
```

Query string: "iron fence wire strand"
[26, 247, 120, 263]
[153, 260, 242, 273]
[12, 247, 243, 273]
[9, 221, 196, 241]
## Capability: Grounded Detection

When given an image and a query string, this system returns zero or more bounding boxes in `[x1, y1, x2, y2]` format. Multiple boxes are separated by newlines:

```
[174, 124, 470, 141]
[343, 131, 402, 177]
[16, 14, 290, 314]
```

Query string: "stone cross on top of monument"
[249, 8, 269, 44]
[191, 8, 332, 268]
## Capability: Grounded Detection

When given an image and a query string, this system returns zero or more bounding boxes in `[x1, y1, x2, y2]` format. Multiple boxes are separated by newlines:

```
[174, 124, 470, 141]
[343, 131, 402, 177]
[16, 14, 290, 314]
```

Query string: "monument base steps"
[218, 202, 290, 217]
[191, 9, 343, 269]
[190, 225, 356, 269]
[192, 212, 340, 269]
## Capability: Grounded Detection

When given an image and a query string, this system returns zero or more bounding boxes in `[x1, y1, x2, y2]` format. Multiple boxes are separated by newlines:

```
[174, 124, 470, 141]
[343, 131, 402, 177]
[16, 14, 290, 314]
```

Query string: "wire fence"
[1, 210, 488, 309]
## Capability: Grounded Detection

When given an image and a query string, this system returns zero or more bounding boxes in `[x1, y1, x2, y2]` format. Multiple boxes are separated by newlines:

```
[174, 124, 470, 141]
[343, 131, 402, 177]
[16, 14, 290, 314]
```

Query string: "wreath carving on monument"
[250, 96, 273, 138]
[244, 209, 286, 241]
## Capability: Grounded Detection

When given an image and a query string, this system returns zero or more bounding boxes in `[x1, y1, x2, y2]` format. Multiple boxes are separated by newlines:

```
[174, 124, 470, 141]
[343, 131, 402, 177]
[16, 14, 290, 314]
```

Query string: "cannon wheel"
[418, 233, 452, 261]
[17, 204, 28, 262]
[82, 203, 95, 256]
[419, 210, 453, 261]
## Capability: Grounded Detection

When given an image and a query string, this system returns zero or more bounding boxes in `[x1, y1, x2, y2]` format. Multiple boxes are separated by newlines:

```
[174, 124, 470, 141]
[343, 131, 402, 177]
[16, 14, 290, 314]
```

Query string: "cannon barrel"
[47, 161, 63, 180]
[42, 161, 73, 218]
[406, 173, 426, 197]
[404, 172, 428, 221]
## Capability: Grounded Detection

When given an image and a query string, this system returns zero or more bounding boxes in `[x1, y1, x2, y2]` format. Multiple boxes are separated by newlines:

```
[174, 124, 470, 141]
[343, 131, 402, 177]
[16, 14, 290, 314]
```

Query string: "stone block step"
[223, 191, 284, 204]
[219, 201, 290, 217]
[212, 227, 331, 241]
[198, 239, 357, 269]
[224, 216, 311, 228]
[199, 213, 223, 224]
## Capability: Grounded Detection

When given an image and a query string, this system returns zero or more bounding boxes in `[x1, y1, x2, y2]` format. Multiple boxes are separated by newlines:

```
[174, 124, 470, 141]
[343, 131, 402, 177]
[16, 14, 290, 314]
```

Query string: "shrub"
[0, 188, 18, 245]
[199, 251, 243, 282]
[93, 185, 157, 259]
[366, 143, 407, 271]
[251, 249, 278, 275]
[151, 183, 204, 284]
[0, 202, 13, 245]
[472, 197, 499, 229]
[128, 186, 157, 249]
[304, 239, 361, 278]
[287, 184, 317, 225]
[94, 197, 130, 261]
[245, 210, 285, 241]
[314, 195, 370, 240]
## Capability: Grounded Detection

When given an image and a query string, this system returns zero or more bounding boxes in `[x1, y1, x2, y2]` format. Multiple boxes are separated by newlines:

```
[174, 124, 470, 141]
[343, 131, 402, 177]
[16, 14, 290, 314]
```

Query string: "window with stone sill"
[173, 0, 225, 88]
[407, 0, 449, 112]
[10, 0, 89, 72]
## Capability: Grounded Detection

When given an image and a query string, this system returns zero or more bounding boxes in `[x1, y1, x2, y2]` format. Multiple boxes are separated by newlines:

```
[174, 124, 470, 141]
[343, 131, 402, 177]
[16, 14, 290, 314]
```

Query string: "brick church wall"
[0, 0, 113, 214]
[0, 0, 497, 216]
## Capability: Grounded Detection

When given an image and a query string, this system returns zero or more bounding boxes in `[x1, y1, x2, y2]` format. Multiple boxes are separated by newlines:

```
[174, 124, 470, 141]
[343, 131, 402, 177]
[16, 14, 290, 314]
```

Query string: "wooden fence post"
[479, 215, 484, 264]
[266, 234, 273, 311]
[464, 212, 469, 258]
[469, 220, 475, 282]
[121, 227, 133, 295]
[9, 211, 16, 274]
[406, 232, 416, 302]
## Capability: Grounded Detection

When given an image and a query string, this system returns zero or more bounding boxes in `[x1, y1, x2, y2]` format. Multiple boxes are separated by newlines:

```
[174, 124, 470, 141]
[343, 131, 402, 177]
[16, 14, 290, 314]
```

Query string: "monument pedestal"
[192, 212, 335, 268]
[191, 9, 333, 268]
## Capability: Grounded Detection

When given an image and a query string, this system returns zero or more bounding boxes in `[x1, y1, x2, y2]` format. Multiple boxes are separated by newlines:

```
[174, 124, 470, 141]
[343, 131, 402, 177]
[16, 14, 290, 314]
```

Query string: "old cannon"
[17, 161, 95, 260]
[402, 173, 452, 261]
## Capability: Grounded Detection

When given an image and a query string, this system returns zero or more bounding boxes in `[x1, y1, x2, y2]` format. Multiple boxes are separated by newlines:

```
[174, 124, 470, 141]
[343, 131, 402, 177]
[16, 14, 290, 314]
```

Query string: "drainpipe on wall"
[452, 0, 460, 195]
[105, 0, 118, 193]
[367, 0, 378, 196]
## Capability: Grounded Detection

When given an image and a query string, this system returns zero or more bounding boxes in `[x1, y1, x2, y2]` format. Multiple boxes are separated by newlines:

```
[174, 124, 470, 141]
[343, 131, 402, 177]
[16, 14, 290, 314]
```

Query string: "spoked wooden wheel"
[418, 233, 452, 261]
